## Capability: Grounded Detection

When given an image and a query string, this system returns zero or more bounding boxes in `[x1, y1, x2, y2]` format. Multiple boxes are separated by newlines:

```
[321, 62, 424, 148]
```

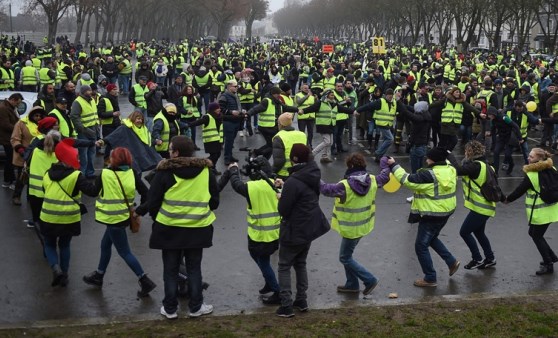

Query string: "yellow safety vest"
[181, 96, 200, 119]
[246, 179, 281, 243]
[120, 59, 132, 75]
[272, 129, 307, 177]
[0, 68, 15, 90]
[99, 97, 114, 125]
[28, 147, 58, 198]
[21, 66, 38, 85]
[123, 119, 150, 144]
[393, 164, 457, 220]
[153, 111, 180, 152]
[39, 68, 54, 85]
[75, 96, 98, 127]
[95, 169, 135, 224]
[259, 98, 278, 128]
[507, 110, 528, 138]
[280, 94, 294, 106]
[195, 73, 210, 87]
[316, 101, 337, 127]
[462, 161, 496, 217]
[40, 170, 82, 224]
[155, 169, 216, 227]
[525, 170, 558, 225]
[133, 83, 149, 109]
[49, 108, 76, 138]
[202, 114, 223, 144]
[239, 82, 255, 103]
[332, 175, 377, 239]
[295, 92, 315, 120]
[374, 98, 396, 127]
[323, 76, 336, 90]
[441, 100, 464, 125]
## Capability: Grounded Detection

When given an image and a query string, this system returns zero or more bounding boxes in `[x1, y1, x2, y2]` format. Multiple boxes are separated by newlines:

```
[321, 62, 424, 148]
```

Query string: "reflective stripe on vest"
[195, 73, 210, 87]
[332, 176, 377, 239]
[462, 161, 496, 217]
[95, 169, 135, 224]
[40, 171, 82, 224]
[181, 96, 200, 119]
[272, 129, 307, 177]
[239, 82, 255, 103]
[202, 114, 223, 144]
[39, 68, 53, 84]
[99, 97, 114, 125]
[281, 94, 294, 106]
[295, 92, 315, 119]
[133, 84, 149, 109]
[393, 164, 457, 219]
[154, 112, 180, 152]
[21, 66, 38, 85]
[258, 98, 277, 128]
[0, 68, 14, 90]
[155, 169, 216, 227]
[525, 170, 558, 225]
[28, 148, 58, 198]
[441, 101, 463, 125]
[75, 96, 98, 127]
[323, 76, 336, 90]
[246, 179, 280, 243]
[374, 98, 396, 127]
[507, 110, 528, 138]
[316, 102, 337, 126]
[49, 109, 76, 138]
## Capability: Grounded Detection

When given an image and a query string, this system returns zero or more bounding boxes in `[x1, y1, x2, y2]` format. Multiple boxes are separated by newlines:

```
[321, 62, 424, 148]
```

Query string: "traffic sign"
[372, 37, 386, 54]
[322, 44, 334, 53]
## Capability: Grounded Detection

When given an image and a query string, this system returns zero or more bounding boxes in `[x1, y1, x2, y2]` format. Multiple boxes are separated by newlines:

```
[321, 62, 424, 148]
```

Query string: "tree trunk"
[84, 12, 92, 46]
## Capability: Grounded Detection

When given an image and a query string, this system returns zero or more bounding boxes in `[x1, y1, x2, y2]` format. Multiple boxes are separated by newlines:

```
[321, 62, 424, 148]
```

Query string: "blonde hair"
[43, 130, 61, 155]
[531, 147, 553, 161]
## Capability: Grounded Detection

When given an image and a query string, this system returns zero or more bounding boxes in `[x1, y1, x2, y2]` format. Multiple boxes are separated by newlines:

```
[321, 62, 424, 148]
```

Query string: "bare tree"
[25, 0, 72, 44]
[534, 0, 558, 53]
[245, 0, 268, 41]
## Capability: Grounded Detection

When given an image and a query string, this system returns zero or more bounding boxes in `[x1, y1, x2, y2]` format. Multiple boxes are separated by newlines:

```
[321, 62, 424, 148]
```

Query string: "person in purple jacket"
[320, 153, 390, 294]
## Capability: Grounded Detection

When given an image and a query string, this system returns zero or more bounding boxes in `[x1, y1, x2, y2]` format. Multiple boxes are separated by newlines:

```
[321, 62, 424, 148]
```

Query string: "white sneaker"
[406, 196, 414, 203]
[189, 303, 213, 317]
[160, 306, 178, 319]
[9, 183, 15, 190]
[2, 181, 12, 188]
[239, 130, 245, 137]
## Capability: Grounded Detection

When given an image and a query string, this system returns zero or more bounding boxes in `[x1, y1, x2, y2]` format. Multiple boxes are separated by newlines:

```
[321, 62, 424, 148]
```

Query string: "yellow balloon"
[526, 101, 537, 112]
[383, 173, 401, 193]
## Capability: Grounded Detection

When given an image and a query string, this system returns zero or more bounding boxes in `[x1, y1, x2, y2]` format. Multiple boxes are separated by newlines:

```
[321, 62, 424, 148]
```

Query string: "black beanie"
[426, 147, 448, 162]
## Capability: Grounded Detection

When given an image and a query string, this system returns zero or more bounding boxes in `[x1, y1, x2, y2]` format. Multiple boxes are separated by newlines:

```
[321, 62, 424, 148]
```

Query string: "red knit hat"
[55, 138, 80, 169]
[106, 83, 118, 92]
[38, 116, 57, 134]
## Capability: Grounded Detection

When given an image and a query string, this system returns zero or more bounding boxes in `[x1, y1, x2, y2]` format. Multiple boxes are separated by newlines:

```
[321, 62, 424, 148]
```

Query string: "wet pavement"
[1, 97, 557, 326]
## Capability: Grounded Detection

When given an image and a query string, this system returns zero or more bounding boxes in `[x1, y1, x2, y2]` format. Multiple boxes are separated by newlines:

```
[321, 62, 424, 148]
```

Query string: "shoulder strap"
[113, 170, 132, 210]
[56, 179, 80, 206]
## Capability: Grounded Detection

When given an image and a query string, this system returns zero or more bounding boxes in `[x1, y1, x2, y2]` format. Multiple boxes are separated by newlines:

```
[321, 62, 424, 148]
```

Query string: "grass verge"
[3, 294, 558, 337]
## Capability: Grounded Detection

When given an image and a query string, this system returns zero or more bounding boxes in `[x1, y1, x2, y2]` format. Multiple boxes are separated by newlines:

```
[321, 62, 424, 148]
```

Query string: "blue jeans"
[415, 220, 457, 282]
[44, 235, 72, 272]
[118, 74, 131, 94]
[98, 226, 145, 277]
[107, 75, 118, 84]
[77, 134, 96, 177]
[249, 251, 280, 293]
[460, 125, 472, 144]
[162, 248, 204, 314]
[460, 211, 494, 262]
[223, 120, 241, 161]
[410, 145, 427, 174]
[339, 237, 377, 289]
[375, 127, 394, 157]
[200, 92, 211, 113]
[145, 116, 154, 132]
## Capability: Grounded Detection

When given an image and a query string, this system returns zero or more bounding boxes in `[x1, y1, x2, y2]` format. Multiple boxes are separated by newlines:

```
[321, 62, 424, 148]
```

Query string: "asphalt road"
[0, 96, 557, 326]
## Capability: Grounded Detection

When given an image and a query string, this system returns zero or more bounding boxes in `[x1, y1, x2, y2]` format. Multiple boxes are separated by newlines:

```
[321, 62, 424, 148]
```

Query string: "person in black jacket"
[404, 101, 432, 174]
[274, 144, 330, 318]
[135, 135, 219, 319]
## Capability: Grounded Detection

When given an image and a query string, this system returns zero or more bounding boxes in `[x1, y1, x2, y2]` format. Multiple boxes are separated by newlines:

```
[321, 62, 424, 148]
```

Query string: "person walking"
[0, 93, 23, 189]
[82, 147, 156, 297]
[187, 102, 223, 173]
[274, 143, 330, 317]
[503, 148, 558, 275]
[70, 85, 99, 179]
[320, 153, 390, 294]
[135, 135, 219, 319]
[387, 148, 460, 287]
[272, 113, 307, 180]
[40, 138, 97, 287]
[448, 140, 497, 270]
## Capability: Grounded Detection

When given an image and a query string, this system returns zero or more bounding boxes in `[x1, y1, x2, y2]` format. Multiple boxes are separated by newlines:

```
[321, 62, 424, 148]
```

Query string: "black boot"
[137, 274, 157, 297]
[83, 271, 104, 287]
[51, 265, 64, 287]
[262, 292, 281, 305]
[536, 263, 554, 275]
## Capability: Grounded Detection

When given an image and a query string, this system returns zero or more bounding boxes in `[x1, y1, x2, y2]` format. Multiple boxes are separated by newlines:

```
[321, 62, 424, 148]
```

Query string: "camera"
[241, 155, 273, 181]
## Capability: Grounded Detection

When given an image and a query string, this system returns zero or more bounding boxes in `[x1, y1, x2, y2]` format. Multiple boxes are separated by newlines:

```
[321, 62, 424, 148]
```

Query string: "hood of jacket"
[523, 158, 553, 173]
[446, 91, 466, 103]
[344, 168, 371, 196]
[156, 157, 213, 179]
[431, 162, 455, 189]
[289, 160, 321, 194]
[48, 163, 76, 182]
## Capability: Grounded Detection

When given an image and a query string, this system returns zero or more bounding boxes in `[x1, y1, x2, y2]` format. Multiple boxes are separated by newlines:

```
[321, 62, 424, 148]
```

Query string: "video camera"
[240, 155, 279, 192]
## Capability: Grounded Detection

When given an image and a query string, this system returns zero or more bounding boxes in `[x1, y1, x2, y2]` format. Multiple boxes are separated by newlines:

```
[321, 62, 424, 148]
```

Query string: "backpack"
[470, 161, 502, 202]
[538, 168, 558, 204]
[156, 64, 163, 75]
